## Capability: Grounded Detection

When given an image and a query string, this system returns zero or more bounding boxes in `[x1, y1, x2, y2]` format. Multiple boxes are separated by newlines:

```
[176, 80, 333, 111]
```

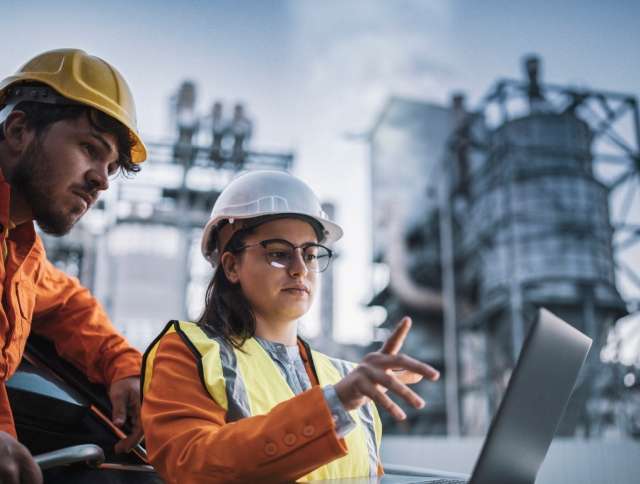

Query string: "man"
[0, 49, 147, 483]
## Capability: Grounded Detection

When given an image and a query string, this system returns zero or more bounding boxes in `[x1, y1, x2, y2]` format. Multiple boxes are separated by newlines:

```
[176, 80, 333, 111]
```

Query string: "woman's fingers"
[393, 354, 440, 381]
[362, 365, 425, 410]
[376, 369, 422, 394]
[380, 317, 412, 355]
[336, 345, 440, 417]
[392, 369, 424, 385]
[356, 376, 407, 421]
[367, 352, 440, 381]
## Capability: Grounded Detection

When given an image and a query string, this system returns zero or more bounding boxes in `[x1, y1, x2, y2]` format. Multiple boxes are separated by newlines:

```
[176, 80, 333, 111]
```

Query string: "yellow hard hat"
[0, 48, 147, 163]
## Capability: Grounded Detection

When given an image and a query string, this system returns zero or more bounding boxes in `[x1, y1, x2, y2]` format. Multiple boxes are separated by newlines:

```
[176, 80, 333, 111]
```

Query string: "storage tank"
[461, 109, 626, 433]
[464, 112, 622, 316]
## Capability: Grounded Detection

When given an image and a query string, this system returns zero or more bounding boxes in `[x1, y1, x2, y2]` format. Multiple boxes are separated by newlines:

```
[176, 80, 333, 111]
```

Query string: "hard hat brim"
[201, 212, 343, 265]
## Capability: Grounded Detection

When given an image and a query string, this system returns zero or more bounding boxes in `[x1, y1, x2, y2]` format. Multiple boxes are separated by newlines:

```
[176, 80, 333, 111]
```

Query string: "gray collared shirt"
[254, 336, 355, 437]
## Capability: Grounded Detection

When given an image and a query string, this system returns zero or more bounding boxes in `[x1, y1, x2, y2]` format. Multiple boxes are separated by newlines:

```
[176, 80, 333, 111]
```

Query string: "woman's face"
[222, 218, 319, 326]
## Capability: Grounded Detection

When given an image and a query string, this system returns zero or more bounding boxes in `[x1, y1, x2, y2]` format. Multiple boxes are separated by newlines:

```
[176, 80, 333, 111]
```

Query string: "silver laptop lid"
[469, 308, 592, 484]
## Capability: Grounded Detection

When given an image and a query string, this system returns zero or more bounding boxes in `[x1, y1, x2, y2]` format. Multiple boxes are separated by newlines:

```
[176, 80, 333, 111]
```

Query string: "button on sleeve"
[264, 442, 278, 456]
[302, 424, 315, 437]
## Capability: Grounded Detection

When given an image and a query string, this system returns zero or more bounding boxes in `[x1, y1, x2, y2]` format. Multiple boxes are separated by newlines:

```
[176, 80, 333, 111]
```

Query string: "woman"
[140, 170, 440, 483]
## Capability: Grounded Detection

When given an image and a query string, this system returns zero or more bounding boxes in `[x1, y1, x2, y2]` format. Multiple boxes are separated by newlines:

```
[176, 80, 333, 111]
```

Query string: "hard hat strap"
[0, 85, 81, 125]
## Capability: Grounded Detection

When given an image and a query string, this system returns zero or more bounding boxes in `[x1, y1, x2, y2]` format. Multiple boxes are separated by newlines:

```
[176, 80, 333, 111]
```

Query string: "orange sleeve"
[30, 258, 141, 386]
[0, 384, 16, 437]
[142, 332, 349, 484]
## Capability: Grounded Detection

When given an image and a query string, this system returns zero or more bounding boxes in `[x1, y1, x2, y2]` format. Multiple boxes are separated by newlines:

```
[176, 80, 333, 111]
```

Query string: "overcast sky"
[3, 0, 639, 347]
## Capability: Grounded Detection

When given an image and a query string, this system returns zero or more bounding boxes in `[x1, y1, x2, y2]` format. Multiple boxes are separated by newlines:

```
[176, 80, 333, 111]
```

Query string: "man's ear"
[220, 252, 240, 284]
[2, 111, 34, 155]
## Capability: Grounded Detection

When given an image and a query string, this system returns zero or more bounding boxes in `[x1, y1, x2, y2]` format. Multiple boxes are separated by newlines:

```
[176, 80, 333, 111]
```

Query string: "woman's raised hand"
[333, 317, 440, 421]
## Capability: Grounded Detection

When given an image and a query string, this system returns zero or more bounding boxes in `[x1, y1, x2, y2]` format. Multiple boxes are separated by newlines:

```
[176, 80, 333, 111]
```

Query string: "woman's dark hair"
[197, 227, 257, 349]
[0, 98, 139, 176]
[197, 214, 325, 349]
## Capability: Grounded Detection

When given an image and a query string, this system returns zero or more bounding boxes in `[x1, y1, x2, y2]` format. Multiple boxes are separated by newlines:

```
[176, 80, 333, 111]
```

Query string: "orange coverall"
[142, 331, 384, 483]
[0, 172, 142, 436]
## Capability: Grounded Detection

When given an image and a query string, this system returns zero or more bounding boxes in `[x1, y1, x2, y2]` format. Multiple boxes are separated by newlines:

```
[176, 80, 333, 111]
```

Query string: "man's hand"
[0, 431, 43, 484]
[108, 376, 143, 454]
[333, 317, 440, 421]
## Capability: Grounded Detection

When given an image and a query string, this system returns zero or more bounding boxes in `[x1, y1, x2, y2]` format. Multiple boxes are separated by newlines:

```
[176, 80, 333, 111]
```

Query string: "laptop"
[373, 307, 593, 484]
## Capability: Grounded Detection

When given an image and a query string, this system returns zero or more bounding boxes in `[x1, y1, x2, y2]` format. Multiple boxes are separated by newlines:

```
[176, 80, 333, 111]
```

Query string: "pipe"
[386, 206, 444, 311]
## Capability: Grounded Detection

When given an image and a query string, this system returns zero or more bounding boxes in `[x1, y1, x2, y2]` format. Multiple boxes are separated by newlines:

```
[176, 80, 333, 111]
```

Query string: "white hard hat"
[201, 170, 343, 264]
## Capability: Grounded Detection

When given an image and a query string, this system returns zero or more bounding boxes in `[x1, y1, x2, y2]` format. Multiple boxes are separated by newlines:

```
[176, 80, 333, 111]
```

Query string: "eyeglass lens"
[263, 240, 331, 272]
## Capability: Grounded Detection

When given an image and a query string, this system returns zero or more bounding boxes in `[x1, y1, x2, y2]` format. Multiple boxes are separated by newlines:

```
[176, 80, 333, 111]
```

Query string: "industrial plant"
[368, 55, 640, 439]
[41, 55, 640, 442]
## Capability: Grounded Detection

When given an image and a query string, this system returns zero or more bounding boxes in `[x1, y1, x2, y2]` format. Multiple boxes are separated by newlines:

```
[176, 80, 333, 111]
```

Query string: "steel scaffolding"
[442, 56, 640, 435]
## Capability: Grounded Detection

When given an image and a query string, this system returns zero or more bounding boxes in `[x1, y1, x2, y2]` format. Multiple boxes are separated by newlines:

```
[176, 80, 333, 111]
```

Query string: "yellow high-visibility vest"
[143, 321, 382, 481]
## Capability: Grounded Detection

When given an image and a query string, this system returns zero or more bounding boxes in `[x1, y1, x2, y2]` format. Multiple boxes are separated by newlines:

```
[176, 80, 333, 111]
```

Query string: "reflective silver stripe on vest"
[329, 357, 379, 476]
[217, 339, 251, 422]
[254, 337, 311, 394]
[357, 397, 379, 477]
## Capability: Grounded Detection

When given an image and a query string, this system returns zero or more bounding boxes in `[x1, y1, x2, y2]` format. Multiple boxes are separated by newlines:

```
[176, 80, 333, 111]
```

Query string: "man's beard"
[11, 139, 84, 236]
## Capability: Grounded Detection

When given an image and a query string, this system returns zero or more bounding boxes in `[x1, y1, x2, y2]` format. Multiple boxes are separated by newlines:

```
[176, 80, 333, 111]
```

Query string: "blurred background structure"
[366, 55, 640, 439]
[4, 2, 640, 478]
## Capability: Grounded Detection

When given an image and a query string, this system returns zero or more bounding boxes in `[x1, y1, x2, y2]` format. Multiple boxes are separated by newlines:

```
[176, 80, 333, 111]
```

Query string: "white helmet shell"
[201, 170, 343, 264]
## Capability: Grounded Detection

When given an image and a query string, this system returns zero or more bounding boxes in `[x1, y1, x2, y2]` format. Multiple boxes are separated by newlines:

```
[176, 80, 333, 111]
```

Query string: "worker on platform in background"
[141, 170, 441, 483]
[0, 49, 148, 484]
[174, 80, 199, 162]
[230, 103, 252, 166]
[209, 101, 226, 165]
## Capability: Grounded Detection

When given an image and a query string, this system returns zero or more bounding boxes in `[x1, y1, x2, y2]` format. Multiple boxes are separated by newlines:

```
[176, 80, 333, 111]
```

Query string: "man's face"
[11, 113, 119, 235]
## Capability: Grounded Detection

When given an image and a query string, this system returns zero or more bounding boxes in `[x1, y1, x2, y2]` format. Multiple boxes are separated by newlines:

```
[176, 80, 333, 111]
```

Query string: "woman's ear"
[220, 252, 240, 284]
